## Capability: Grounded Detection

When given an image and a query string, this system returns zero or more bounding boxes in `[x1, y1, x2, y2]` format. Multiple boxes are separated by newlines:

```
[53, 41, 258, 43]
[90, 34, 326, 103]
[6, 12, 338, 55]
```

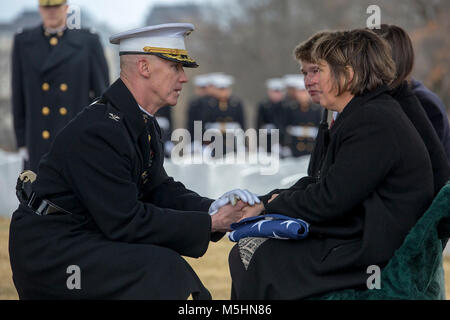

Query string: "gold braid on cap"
[143, 46, 197, 64]
[143, 47, 188, 55]
[39, 0, 67, 6]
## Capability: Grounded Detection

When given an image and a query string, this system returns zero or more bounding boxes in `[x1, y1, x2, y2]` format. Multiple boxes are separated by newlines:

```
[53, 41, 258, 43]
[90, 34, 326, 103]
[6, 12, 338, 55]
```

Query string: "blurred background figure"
[282, 74, 322, 157]
[11, 0, 109, 172]
[203, 73, 246, 156]
[155, 105, 173, 158]
[186, 73, 211, 155]
[256, 77, 287, 154]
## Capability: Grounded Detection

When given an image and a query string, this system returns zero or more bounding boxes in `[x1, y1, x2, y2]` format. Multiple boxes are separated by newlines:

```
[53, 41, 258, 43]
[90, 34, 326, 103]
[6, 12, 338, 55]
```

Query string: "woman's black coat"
[230, 85, 434, 299]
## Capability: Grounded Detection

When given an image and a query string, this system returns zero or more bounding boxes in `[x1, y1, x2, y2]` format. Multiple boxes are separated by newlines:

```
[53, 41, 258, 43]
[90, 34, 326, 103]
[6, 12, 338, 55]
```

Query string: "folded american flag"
[228, 214, 310, 242]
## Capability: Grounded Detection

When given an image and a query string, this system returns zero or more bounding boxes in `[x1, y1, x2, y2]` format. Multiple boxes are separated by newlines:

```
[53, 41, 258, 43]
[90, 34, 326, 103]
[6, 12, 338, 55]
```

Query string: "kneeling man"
[9, 23, 259, 300]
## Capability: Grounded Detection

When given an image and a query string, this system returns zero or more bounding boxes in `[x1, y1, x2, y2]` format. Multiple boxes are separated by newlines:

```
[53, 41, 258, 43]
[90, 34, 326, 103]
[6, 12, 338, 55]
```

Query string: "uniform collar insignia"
[102, 79, 148, 142]
[108, 113, 120, 122]
[142, 113, 150, 123]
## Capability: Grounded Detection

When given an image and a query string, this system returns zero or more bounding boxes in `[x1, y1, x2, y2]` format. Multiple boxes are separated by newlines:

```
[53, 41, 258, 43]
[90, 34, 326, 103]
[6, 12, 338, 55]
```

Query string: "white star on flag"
[252, 220, 270, 232]
[280, 220, 299, 229]
[272, 232, 289, 239]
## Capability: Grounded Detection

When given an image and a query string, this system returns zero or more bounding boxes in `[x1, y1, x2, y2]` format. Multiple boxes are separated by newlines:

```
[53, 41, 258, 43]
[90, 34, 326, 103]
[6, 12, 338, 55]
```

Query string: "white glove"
[19, 147, 29, 161]
[209, 189, 261, 216]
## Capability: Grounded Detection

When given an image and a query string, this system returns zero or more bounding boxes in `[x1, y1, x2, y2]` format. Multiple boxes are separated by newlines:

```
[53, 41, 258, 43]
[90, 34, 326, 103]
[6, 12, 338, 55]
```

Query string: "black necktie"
[141, 113, 155, 168]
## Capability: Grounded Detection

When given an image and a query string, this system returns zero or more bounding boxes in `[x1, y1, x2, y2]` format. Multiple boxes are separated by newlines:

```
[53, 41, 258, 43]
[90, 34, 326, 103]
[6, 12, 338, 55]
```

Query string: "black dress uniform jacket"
[256, 99, 288, 152]
[229, 85, 434, 299]
[283, 100, 322, 157]
[12, 25, 109, 172]
[9, 79, 220, 299]
[204, 96, 245, 131]
[187, 95, 207, 138]
[256, 99, 287, 132]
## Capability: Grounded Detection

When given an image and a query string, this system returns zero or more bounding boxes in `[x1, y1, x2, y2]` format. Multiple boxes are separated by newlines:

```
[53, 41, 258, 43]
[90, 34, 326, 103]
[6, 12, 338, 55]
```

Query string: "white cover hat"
[194, 74, 211, 87]
[266, 78, 286, 91]
[210, 73, 234, 88]
[283, 74, 306, 90]
[109, 23, 198, 68]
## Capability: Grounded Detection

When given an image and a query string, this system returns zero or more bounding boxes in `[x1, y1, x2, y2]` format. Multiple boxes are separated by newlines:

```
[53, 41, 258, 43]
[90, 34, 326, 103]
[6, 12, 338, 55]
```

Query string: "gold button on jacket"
[42, 82, 50, 91]
[42, 130, 50, 139]
[59, 107, 68, 115]
[60, 83, 68, 92]
[42, 106, 50, 116]
[49, 37, 58, 46]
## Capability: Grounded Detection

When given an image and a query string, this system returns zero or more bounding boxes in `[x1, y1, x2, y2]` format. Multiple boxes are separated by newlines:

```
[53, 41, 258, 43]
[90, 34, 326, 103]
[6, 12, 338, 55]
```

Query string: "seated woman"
[228, 29, 435, 299]
[372, 24, 449, 195]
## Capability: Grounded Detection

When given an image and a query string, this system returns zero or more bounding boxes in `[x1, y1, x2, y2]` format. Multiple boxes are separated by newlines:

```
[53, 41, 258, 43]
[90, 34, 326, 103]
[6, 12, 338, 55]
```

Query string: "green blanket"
[316, 182, 450, 300]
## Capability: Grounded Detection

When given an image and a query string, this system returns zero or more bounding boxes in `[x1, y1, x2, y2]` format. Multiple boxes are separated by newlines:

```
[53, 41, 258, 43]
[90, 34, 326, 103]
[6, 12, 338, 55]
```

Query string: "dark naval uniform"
[283, 98, 322, 157]
[9, 79, 220, 299]
[256, 99, 288, 152]
[204, 96, 245, 132]
[187, 95, 208, 139]
[11, 24, 109, 172]
[203, 96, 246, 155]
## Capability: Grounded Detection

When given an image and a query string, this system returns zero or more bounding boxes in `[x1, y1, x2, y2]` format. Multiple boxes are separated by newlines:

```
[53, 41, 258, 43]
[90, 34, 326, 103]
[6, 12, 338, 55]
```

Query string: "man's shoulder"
[69, 27, 100, 37]
[67, 28, 102, 47]
[14, 25, 40, 42]
[83, 100, 126, 130]
[62, 100, 127, 143]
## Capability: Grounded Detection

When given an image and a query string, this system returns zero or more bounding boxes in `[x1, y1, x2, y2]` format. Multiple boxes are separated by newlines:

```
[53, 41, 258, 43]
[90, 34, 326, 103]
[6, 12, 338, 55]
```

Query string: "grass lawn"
[1, 217, 449, 300]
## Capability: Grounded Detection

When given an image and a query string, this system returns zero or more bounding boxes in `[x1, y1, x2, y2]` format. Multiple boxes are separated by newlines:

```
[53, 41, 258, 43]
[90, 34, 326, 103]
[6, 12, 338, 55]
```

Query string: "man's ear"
[137, 57, 151, 79]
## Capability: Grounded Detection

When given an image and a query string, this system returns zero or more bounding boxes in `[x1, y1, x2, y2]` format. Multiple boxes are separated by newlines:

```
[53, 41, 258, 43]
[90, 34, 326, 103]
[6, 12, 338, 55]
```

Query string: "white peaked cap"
[210, 73, 234, 88]
[109, 23, 198, 68]
[194, 74, 211, 87]
[266, 78, 286, 91]
[283, 74, 306, 90]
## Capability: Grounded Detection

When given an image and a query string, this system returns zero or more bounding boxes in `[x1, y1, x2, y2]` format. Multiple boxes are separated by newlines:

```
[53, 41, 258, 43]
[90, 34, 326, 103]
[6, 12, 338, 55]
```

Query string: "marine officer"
[282, 74, 322, 157]
[9, 23, 260, 300]
[256, 78, 287, 153]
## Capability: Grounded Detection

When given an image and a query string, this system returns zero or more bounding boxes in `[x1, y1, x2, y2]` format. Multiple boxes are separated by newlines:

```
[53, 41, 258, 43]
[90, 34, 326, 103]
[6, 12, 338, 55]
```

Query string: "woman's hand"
[268, 193, 279, 203]
[239, 202, 265, 221]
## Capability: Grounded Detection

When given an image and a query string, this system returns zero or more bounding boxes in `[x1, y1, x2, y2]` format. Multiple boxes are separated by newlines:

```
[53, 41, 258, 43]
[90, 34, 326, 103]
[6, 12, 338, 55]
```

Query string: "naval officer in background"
[11, 0, 109, 172]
